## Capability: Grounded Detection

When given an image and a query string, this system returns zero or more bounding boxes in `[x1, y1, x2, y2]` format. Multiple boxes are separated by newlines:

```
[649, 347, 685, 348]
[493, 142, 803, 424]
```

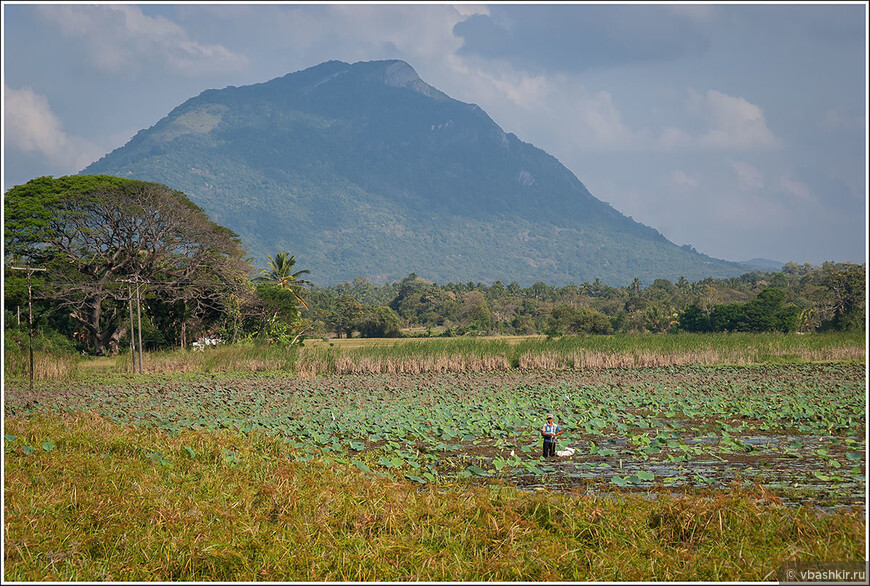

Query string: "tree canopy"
[4, 175, 253, 353]
[254, 251, 311, 308]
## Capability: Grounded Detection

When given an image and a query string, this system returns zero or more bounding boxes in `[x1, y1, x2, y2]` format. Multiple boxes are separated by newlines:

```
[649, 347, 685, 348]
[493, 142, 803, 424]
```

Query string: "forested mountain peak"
[82, 59, 751, 286]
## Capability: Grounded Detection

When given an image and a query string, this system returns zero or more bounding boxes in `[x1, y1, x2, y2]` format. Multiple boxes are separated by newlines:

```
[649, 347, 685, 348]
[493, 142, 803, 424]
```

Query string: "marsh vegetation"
[4, 339, 865, 580]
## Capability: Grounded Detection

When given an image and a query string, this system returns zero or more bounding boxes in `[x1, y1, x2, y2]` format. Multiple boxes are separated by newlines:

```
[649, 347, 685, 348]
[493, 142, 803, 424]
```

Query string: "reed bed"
[298, 337, 514, 377]
[4, 343, 297, 382]
[4, 332, 864, 381]
[299, 348, 512, 378]
[113, 344, 298, 374]
[298, 332, 865, 376]
[3, 350, 79, 381]
[517, 346, 867, 370]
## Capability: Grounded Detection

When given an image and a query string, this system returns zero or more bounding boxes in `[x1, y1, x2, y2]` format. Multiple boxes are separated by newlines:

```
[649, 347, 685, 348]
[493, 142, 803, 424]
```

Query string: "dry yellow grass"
[4, 412, 865, 582]
[518, 346, 867, 370]
[303, 334, 545, 351]
[5, 332, 863, 380]
[3, 351, 78, 381]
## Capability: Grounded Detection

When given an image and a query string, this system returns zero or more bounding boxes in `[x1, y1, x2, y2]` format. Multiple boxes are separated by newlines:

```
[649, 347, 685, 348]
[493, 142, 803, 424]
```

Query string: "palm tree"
[255, 251, 312, 308]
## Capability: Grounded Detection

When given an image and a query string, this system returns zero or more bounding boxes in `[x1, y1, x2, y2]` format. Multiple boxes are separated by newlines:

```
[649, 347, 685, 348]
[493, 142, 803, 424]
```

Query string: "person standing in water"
[541, 413, 563, 458]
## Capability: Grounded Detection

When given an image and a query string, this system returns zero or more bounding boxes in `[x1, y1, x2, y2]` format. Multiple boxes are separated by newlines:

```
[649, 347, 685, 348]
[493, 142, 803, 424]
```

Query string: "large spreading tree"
[4, 175, 253, 354]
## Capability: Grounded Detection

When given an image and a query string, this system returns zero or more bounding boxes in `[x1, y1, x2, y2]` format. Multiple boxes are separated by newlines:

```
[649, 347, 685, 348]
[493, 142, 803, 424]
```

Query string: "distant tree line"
[4, 175, 865, 356]
[302, 263, 865, 339]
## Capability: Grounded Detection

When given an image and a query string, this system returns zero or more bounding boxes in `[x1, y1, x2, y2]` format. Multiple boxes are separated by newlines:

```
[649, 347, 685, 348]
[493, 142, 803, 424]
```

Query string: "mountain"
[82, 59, 752, 286]
[742, 258, 785, 270]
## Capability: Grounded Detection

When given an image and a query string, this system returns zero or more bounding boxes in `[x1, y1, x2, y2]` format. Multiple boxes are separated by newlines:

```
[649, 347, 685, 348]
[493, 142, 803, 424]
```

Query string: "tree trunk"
[104, 326, 126, 356]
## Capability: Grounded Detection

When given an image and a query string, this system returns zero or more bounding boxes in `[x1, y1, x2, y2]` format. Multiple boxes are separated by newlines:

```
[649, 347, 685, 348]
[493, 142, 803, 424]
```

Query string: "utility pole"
[135, 279, 143, 373]
[127, 286, 137, 373]
[10, 265, 47, 393]
[121, 276, 148, 373]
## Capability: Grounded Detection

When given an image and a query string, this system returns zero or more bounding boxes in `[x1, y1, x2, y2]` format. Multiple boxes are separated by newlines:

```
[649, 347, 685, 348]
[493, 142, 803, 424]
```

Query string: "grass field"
[3, 332, 866, 580]
[5, 331, 865, 381]
[4, 410, 865, 581]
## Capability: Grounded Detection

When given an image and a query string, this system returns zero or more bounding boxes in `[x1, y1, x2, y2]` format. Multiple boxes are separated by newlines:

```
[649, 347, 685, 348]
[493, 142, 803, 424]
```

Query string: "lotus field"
[5, 362, 865, 508]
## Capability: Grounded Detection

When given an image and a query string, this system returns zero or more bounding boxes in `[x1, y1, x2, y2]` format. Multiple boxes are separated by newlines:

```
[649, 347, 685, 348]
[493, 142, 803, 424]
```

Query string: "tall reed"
[6, 332, 861, 381]
[110, 343, 298, 374]
[297, 332, 865, 376]
[3, 350, 79, 381]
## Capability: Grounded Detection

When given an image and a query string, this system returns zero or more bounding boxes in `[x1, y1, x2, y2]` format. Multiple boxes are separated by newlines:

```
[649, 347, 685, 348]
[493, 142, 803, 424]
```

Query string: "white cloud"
[479, 69, 556, 110]
[818, 107, 865, 132]
[691, 89, 779, 150]
[320, 4, 472, 65]
[731, 161, 765, 191]
[468, 70, 782, 155]
[453, 4, 490, 18]
[479, 72, 649, 151]
[670, 169, 699, 189]
[36, 4, 248, 75]
[4, 84, 103, 172]
[573, 90, 647, 149]
[666, 4, 717, 23]
[656, 127, 693, 150]
[780, 174, 815, 203]
[556, 86, 779, 153]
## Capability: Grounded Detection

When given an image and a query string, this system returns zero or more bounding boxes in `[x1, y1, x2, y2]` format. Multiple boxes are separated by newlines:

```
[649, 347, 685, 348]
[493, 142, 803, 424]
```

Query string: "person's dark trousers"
[543, 441, 555, 457]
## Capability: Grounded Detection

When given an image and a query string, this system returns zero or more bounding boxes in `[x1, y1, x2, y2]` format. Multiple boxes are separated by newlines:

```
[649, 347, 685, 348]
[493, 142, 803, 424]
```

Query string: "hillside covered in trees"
[81, 59, 752, 286]
[5, 176, 864, 357]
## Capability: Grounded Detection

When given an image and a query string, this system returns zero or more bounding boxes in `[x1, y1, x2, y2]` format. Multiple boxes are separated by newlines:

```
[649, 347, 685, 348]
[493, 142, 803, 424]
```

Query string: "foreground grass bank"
[4, 413, 865, 582]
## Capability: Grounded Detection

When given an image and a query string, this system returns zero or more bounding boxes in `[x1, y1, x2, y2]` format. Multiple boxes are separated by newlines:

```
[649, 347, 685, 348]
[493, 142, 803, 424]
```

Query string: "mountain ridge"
[82, 59, 752, 286]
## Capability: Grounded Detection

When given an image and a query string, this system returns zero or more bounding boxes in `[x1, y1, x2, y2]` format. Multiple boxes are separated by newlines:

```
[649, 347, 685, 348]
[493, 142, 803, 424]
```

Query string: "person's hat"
[546, 413, 554, 419]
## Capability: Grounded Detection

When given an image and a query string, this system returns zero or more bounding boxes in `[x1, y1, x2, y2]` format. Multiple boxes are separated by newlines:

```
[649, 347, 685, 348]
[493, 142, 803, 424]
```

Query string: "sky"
[2, 1, 867, 267]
